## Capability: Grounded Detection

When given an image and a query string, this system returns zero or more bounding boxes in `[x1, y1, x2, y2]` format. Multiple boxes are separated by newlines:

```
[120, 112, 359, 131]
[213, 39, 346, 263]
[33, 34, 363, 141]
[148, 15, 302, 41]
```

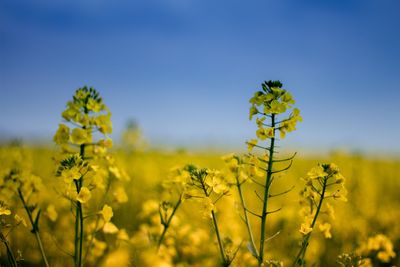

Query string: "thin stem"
[75, 142, 85, 267]
[157, 196, 182, 250]
[17, 188, 50, 267]
[198, 173, 229, 266]
[74, 197, 80, 267]
[79, 202, 84, 267]
[258, 114, 276, 266]
[0, 230, 19, 267]
[211, 210, 229, 267]
[236, 177, 259, 258]
[291, 177, 328, 267]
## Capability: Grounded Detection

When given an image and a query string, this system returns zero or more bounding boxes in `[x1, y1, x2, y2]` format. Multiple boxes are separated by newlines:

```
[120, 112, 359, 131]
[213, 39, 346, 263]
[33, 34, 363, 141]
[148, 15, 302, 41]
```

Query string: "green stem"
[78, 202, 84, 267]
[74, 198, 80, 267]
[236, 177, 258, 258]
[211, 210, 229, 267]
[291, 177, 328, 267]
[75, 143, 86, 267]
[157, 196, 182, 250]
[259, 114, 276, 266]
[198, 173, 229, 266]
[0, 230, 19, 267]
[17, 189, 50, 267]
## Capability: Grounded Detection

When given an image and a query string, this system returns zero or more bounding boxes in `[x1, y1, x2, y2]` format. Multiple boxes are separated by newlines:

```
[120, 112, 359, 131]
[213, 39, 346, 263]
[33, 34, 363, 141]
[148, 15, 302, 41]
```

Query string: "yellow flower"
[267, 100, 287, 114]
[76, 187, 92, 203]
[299, 223, 313, 235]
[87, 98, 102, 112]
[76, 89, 89, 100]
[362, 234, 396, 263]
[100, 204, 113, 222]
[98, 138, 113, 148]
[249, 106, 259, 120]
[70, 128, 92, 145]
[62, 102, 79, 121]
[61, 166, 82, 183]
[281, 91, 295, 104]
[222, 154, 239, 172]
[319, 222, 332, 239]
[0, 205, 11, 216]
[200, 197, 215, 219]
[103, 222, 119, 234]
[247, 139, 258, 151]
[14, 214, 27, 227]
[109, 166, 122, 179]
[206, 170, 228, 194]
[307, 166, 327, 179]
[117, 229, 130, 241]
[76, 113, 90, 126]
[113, 186, 128, 203]
[256, 127, 274, 140]
[46, 204, 58, 222]
[256, 117, 266, 127]
[299, 215, 313, 235]
[95, 114, 113, 134]
[54, 124, 70, 144]
[332, 187, 348, 202]
[325, 203, 335, 219]
[92, 238, 107, 257]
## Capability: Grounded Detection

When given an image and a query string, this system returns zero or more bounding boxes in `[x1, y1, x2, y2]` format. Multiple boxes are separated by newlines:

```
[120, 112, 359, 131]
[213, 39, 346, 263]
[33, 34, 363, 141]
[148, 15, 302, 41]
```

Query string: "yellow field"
[0, 145, 399, 266]
[0, 85, 399, 267]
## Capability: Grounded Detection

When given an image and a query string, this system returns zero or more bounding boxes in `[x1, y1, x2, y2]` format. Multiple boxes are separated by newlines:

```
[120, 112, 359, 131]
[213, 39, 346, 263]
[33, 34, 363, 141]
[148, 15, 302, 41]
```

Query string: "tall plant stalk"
[74, 135, 86, 267]
[258, 114, 276, 265]
[17, 188, 50, 267]
[243, 80, 302, 266]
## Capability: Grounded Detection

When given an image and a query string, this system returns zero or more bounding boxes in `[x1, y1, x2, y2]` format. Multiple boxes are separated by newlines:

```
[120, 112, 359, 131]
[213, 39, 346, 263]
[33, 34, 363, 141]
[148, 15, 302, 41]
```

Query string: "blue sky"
[1, 0, 399, 153]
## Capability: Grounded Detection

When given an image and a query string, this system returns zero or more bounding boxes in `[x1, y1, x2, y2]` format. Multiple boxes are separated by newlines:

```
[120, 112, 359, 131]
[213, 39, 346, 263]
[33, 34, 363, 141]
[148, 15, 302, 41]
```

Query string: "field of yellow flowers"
[0, 83, 399, 267]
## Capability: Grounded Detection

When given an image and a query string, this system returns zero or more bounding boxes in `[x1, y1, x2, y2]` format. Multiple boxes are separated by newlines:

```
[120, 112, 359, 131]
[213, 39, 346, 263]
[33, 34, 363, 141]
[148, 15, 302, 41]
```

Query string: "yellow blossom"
[307, 166, 327, 179]
[299, 223, 313, 235]
[54, 124, 70, 144]
[117, 229, 130, 241]
[256, 117, 266, 127]
[98, 138, 113, 148]
[247, 139, 258, 151]
[200, 197, 215, 219]
[100, 204, 113, 222]
[0, 205, 11, 216]
[206, 170, 228, 194]
[70, 128, 92, 145]
[76, 187, 92, 203]
[46, 204, 58, 222]
[14, 214, 27, 227]
[267, 100, 287, 114]
[113, 186, 128, 203]
[249, 106, 259, 120]
[87, 98, 102, 112]
[256, 127, 274, 140]
[92, 238, 107, 257]
[95, 114, 112, 134]
[61, 166, 82, 183]
[103, 222, 119, 234]
[319, 222, 332, 239]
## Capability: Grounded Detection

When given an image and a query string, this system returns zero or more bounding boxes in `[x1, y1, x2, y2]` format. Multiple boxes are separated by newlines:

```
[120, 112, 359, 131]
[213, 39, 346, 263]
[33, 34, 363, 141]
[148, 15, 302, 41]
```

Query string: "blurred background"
[1, 0, 400, 154]
[1, 2, 400, 266]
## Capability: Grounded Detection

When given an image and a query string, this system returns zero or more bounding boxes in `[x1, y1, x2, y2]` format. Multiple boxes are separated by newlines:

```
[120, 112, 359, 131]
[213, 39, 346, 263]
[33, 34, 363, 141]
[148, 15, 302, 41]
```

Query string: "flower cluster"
[54, 86, 112, 154]
[183, 165, 231, 217]
[248, 80, 302, 144]
[356, 234, 396, 265]
[53, 87, 128, 267]
[299, 163, 347, 238]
